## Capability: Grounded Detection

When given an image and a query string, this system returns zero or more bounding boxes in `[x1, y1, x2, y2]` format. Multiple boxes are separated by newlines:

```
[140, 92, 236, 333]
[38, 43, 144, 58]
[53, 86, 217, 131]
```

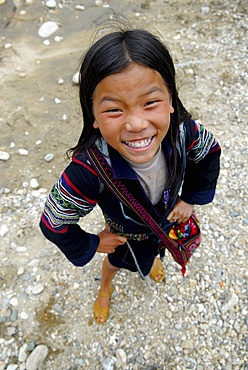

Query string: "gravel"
[0, 0, 247, 369]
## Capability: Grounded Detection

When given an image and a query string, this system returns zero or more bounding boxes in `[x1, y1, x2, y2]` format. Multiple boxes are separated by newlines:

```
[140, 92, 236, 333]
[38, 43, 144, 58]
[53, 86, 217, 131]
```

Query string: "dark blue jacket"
[40, 119, 221, 266]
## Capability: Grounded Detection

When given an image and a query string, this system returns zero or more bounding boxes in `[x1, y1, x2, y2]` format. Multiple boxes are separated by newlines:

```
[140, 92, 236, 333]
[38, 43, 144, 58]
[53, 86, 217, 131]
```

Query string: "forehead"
[94, 63, 168, 98]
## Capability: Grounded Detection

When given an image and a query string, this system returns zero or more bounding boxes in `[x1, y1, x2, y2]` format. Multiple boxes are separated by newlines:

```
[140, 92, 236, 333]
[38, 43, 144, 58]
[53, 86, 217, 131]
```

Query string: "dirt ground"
[0, 0, 246, 191]
[0, 0, 247, 369]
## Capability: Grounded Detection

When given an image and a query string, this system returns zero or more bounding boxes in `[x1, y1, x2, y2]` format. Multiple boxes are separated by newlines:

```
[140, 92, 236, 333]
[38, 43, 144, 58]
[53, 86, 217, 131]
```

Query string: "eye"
[105, 108, 122, 113]
[145, 100, 159, 107]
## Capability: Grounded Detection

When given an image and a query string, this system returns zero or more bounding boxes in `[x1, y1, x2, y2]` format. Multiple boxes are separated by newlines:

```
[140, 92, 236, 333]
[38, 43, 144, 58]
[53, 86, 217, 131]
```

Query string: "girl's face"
[92, 63, 174, 164]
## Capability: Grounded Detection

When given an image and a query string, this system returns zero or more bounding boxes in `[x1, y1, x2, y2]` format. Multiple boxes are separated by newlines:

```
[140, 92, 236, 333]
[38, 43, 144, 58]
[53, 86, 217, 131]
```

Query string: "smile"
[123, 136, 153, 149]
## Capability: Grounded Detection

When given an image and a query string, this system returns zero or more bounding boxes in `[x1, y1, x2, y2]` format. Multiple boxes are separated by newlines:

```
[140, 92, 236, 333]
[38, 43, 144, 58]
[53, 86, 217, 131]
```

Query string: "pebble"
[44, 153, 54, 162]
[116, 348, 127, 363]
[31, 283, 44, 295]
[30, 178, 40, 189]
[6, 365, 18, 370]
[222, 292, 239, 313]
[0, 150, 10, 161]
[45, 0, 56, 8]
[26, 345, 48, 370]
[0, 224, 9, 237]
[72, 71, 79, 85]
[38, 21, 59, 38]
[18, 344, 28, 362]
[75, 5, 85, 11]
[18, 148, 29, 156]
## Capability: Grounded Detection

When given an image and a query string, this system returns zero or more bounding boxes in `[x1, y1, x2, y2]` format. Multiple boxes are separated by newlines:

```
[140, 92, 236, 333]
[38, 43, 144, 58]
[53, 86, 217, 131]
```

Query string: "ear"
[93, 120, 99, 129]
[169, 95, 174, 114]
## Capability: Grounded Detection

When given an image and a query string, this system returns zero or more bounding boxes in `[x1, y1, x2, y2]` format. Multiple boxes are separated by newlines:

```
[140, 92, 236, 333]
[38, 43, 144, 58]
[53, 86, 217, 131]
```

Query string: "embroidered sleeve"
[186, 120, 220, 163]
[180, 119, 221, 205]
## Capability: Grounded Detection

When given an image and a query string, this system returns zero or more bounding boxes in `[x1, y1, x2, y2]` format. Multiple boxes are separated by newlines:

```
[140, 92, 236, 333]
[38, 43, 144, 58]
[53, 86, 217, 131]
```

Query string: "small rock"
[75, 4, 85, 11]
[30, 178, 40, 189]
[0, 151, 10, 161]
[102, 357, 116, 370]
[38, 21, 59, 38]
[26, 345, 48, 370]
[116, 348, 126, 364]
[18, 148, 29, 156]
[9, 297, 18, 307]
[72, 71, 79, 85]
[44, 153, 54, 162]
[45, 0, 56, 8]
[222, 292, 239, 313]
[6, 365, 18, 370]
[4, 43, 12, 49]
[18, 344, 28, 362]
[31, 283, 44, 295]
[6, 326, 17, 336]
[27, 342, 36, 351]
[201, 6, 210, 14]
[0, 224, 9, 237]
[181, 340, 194, 350]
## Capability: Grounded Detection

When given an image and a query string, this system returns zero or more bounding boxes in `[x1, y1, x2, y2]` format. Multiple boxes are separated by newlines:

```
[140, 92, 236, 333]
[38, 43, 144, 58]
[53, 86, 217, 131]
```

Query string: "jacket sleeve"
[180, 119, 221, 205]
[39, 156, 101, 266]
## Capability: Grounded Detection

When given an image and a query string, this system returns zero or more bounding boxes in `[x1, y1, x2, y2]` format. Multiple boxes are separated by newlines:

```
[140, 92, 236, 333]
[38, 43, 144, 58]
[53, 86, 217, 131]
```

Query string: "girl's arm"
[180, 119, 221, 205]
[39, 157, 119, 266]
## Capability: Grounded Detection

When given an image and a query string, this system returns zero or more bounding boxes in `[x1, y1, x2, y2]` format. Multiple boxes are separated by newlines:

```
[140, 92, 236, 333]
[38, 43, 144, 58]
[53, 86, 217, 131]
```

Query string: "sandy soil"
[0, 0, 247, 369]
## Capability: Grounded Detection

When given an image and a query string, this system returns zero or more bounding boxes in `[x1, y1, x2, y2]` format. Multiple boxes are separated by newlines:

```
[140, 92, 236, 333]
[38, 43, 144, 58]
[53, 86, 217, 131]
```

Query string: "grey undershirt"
[125, 146, 169, 205]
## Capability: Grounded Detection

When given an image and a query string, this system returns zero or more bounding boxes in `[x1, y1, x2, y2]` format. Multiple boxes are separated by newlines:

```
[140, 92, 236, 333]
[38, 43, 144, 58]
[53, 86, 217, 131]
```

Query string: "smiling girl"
[40, 28, 221, 324]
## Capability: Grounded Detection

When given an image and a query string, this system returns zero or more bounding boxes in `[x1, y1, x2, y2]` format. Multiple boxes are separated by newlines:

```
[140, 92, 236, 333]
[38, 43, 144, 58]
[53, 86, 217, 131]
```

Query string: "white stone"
[18, 343, 28, 362]
[75, 4, 85, 11]
[31, 283, 44, 295]
[20, 312, 28, 320]
[6, 365, 18, 370]
[46, 0, 56, 8]
[38, 21, 59, 38]
[44, 153, 54, 162]
[72, 71, 79, 85]
[17, 267, 24, 275]
[0, 224, 9, 237]
[4, 43, 12, 49]
[26, 345, 48, 370]
[0, 150, 10, 161]
[9, 297, 18, 307]
[116, 348, 126, 363]
[30, 178, 40, 189]
[221, 292, 239, 313]
[18, 148, 29, 155]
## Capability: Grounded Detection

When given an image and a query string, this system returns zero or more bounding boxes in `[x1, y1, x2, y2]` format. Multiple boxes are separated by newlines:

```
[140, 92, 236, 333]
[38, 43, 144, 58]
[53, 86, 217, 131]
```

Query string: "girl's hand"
[167, 199, 194, 224]
[97, 225, 127, 254]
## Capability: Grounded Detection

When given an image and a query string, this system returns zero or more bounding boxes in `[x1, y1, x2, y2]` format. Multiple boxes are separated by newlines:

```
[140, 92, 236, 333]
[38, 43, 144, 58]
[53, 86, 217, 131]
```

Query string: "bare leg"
[94, 256, 120, 323]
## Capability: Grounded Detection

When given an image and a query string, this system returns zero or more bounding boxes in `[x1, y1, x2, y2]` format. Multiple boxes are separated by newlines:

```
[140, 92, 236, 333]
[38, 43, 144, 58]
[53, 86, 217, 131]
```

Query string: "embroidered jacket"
[40, 119, 221, 266]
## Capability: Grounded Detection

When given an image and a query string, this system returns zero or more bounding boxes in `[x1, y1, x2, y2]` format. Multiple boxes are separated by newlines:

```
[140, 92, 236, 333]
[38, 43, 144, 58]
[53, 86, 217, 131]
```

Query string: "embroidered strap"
[85, 145, 196, 276]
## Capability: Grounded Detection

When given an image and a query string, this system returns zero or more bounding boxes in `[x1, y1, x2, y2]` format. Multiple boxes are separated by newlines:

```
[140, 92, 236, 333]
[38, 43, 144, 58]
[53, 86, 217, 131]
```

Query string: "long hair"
[69, 29, 191, 196]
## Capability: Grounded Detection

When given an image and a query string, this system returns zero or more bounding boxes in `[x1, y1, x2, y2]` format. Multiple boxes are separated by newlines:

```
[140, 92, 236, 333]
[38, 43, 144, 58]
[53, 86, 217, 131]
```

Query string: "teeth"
[124, 137, 152, 149]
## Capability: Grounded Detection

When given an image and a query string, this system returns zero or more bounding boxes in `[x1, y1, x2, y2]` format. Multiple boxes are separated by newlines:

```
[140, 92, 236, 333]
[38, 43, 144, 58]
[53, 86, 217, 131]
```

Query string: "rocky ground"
[0, 0, 247, 369]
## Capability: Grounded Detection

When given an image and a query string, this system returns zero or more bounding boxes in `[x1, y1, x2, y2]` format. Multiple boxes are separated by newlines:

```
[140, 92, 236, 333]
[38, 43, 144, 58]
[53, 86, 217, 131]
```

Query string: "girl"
[40, 28, 221, 324]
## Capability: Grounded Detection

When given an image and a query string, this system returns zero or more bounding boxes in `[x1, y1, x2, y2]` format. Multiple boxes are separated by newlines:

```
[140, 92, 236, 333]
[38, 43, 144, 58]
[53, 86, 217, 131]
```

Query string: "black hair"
[69, 28, 191, 197]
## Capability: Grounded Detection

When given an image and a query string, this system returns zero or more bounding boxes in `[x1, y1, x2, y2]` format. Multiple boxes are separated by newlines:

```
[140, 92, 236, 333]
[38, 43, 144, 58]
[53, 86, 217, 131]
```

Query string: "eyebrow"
[97, 87, 164, 105]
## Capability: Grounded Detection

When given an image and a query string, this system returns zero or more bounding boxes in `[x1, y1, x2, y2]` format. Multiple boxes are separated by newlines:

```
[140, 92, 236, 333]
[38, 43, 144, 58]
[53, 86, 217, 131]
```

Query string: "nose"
[125, 113, 148, 132]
